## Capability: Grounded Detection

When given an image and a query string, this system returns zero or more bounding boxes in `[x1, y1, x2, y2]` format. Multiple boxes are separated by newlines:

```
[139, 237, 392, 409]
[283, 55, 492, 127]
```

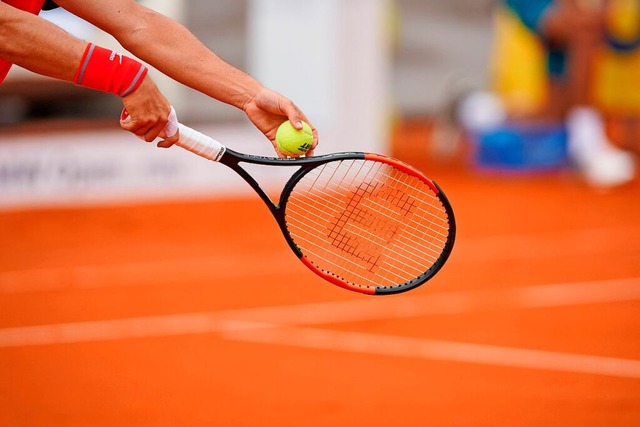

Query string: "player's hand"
[120, 76, 179, 148]
[242, 87, 319, 157]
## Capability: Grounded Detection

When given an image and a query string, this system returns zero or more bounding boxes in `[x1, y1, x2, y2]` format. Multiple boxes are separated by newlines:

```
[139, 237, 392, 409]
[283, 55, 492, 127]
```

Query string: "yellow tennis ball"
[276, 120, 313, 156]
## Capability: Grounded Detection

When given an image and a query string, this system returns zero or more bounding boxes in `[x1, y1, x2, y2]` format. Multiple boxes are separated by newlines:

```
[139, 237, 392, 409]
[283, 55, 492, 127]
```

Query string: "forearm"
[52, 0, 264, 109]
[0, 4, 85, 81]
[120, 11, 263, 110]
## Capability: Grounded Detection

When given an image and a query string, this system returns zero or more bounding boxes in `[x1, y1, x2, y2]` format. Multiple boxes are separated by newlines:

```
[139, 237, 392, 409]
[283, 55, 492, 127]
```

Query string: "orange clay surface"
[1, 121, 639, 426]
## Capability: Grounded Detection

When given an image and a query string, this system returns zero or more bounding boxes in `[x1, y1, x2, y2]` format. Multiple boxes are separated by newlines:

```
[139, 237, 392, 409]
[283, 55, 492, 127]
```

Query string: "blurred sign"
[0, 124, 292, 210]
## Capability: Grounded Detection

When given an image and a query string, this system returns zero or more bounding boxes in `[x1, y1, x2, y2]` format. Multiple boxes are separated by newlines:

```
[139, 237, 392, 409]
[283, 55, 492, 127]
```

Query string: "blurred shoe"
[457, 91, 507, 133]
[567, 107, 635, 188]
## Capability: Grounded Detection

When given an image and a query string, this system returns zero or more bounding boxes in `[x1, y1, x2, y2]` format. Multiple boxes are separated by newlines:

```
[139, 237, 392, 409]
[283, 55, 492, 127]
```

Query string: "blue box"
[471, 122, 568, 173]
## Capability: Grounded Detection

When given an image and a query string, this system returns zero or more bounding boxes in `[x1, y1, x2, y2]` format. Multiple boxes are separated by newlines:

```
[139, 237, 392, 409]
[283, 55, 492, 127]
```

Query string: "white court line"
[0, 278, 639, 379]
[1, 314, 638, 380]
[1, 277, 639, 345]
[224, 326, 640, 380]
[0, 313, 272, 348]
[0, 251, 294, 294]
[2, 226, 639, 294]
[218, 277, 640, 325]
[455, 226, 640, 263]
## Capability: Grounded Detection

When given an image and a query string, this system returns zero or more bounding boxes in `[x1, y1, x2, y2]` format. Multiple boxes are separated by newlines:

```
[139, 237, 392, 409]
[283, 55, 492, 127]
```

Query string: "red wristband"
[74, 44, 148, 97]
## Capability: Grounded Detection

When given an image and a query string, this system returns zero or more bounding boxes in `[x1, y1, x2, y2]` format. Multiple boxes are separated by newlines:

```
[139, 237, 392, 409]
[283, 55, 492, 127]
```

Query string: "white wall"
[247, 0, 393, 154]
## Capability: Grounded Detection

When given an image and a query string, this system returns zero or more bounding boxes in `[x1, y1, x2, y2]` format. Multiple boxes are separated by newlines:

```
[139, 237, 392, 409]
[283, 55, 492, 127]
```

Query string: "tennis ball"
[276, 120, 313, 156]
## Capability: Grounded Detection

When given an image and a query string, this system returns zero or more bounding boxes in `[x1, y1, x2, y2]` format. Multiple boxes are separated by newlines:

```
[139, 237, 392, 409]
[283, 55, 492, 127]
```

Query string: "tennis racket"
[123, 109, 456, 295]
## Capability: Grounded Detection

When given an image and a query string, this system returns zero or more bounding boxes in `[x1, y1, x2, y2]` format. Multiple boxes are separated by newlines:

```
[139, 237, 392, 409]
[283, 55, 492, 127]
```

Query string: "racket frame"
[217, 148, 456, 295]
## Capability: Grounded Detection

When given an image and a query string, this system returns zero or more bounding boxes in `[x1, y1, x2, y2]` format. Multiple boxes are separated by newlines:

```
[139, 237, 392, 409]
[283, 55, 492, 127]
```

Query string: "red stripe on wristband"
[74, 44, 148, 97]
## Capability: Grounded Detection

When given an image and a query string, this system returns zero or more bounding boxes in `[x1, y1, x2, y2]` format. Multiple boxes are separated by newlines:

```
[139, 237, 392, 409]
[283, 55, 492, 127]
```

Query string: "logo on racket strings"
[327, 182, 417, 272]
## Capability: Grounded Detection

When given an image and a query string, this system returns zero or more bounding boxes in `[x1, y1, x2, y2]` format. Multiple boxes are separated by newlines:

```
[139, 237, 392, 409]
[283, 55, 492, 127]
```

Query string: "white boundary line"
[1, 277, 639, 379]
[455, 226, 640, 262]
[2, 226, 639, 295]
[0, 251, 294, 294]
[217, 277, 640, 325]
[225, 326, 640, 380]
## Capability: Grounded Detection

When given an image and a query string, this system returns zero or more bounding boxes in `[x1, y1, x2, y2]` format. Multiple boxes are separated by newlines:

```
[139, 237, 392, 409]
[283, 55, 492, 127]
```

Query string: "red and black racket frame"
[218, 149, 456, 295]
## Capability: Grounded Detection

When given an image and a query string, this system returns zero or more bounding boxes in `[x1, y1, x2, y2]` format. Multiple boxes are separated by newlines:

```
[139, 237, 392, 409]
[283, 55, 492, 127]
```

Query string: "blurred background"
[1, 1, 639, 426]
[0, 0, 495, 121]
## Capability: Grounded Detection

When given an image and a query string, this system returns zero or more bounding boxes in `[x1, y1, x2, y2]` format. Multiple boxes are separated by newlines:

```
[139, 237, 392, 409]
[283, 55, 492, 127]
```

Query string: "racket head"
[279, 153, 456, 295]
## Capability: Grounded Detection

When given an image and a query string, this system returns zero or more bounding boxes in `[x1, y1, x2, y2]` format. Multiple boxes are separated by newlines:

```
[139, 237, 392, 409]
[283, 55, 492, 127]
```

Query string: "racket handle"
[176, 123, 226, 162]
[121, 107, 226, 162]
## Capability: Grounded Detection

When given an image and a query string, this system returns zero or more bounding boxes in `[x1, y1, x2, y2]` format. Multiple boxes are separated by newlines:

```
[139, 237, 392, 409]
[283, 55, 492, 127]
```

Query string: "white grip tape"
[165, 106, 179, 138]
[177, 123, 226, 162]
[120, 106, 225, 161]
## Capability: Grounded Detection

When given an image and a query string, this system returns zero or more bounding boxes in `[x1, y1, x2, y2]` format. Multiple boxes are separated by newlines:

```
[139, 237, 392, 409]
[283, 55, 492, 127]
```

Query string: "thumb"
[282, 103, 304, 130]
[290, 119, 304, 130]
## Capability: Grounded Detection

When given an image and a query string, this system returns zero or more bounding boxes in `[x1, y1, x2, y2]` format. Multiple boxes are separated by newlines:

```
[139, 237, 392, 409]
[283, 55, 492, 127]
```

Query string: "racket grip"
[121, 107, 226, 162]
[176, 123, 226, 162]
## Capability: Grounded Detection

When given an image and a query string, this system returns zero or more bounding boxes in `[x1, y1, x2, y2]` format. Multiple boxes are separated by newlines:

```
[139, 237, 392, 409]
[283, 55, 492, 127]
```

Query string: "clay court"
[0, 122, 639, 426]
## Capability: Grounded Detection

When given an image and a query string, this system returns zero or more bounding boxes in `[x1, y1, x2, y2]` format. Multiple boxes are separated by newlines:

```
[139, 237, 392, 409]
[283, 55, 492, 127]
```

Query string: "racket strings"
[291, 161, 449, 250]
[285, 159, 451, 289]
[294, 161, 449, 239]
[289, 160, 449, 279]
[287, 197, 447, 260]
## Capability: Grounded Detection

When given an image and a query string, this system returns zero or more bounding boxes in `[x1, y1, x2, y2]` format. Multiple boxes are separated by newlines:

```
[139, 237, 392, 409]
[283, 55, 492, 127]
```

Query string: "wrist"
[234, 78, 263, 111]
[74, 43, 148, 97]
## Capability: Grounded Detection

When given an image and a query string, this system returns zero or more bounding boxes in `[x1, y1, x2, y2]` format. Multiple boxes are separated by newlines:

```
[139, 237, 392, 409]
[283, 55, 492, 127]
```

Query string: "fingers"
[120, 112, 169, 142]
[121, 76, 178, 147]
[282, 102, 319, 152]
[120, 106, 179, 148]
[142, 119, 167, 143]
[298, 113, 319, 152]
[306, 120, 319, 151]
[281, 100, 305, 130]
[157, 128, 180, 148]
[245, 87, 319, 157]
[285, 102, 319, 149]
[156, 106, 179, 148]
[271, 141, 288, 159]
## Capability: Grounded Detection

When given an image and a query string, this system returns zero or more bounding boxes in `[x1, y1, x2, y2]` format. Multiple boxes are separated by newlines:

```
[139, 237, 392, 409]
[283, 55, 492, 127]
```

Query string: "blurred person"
[491, 0, 636, 186]
[0, 0, 318, 157]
